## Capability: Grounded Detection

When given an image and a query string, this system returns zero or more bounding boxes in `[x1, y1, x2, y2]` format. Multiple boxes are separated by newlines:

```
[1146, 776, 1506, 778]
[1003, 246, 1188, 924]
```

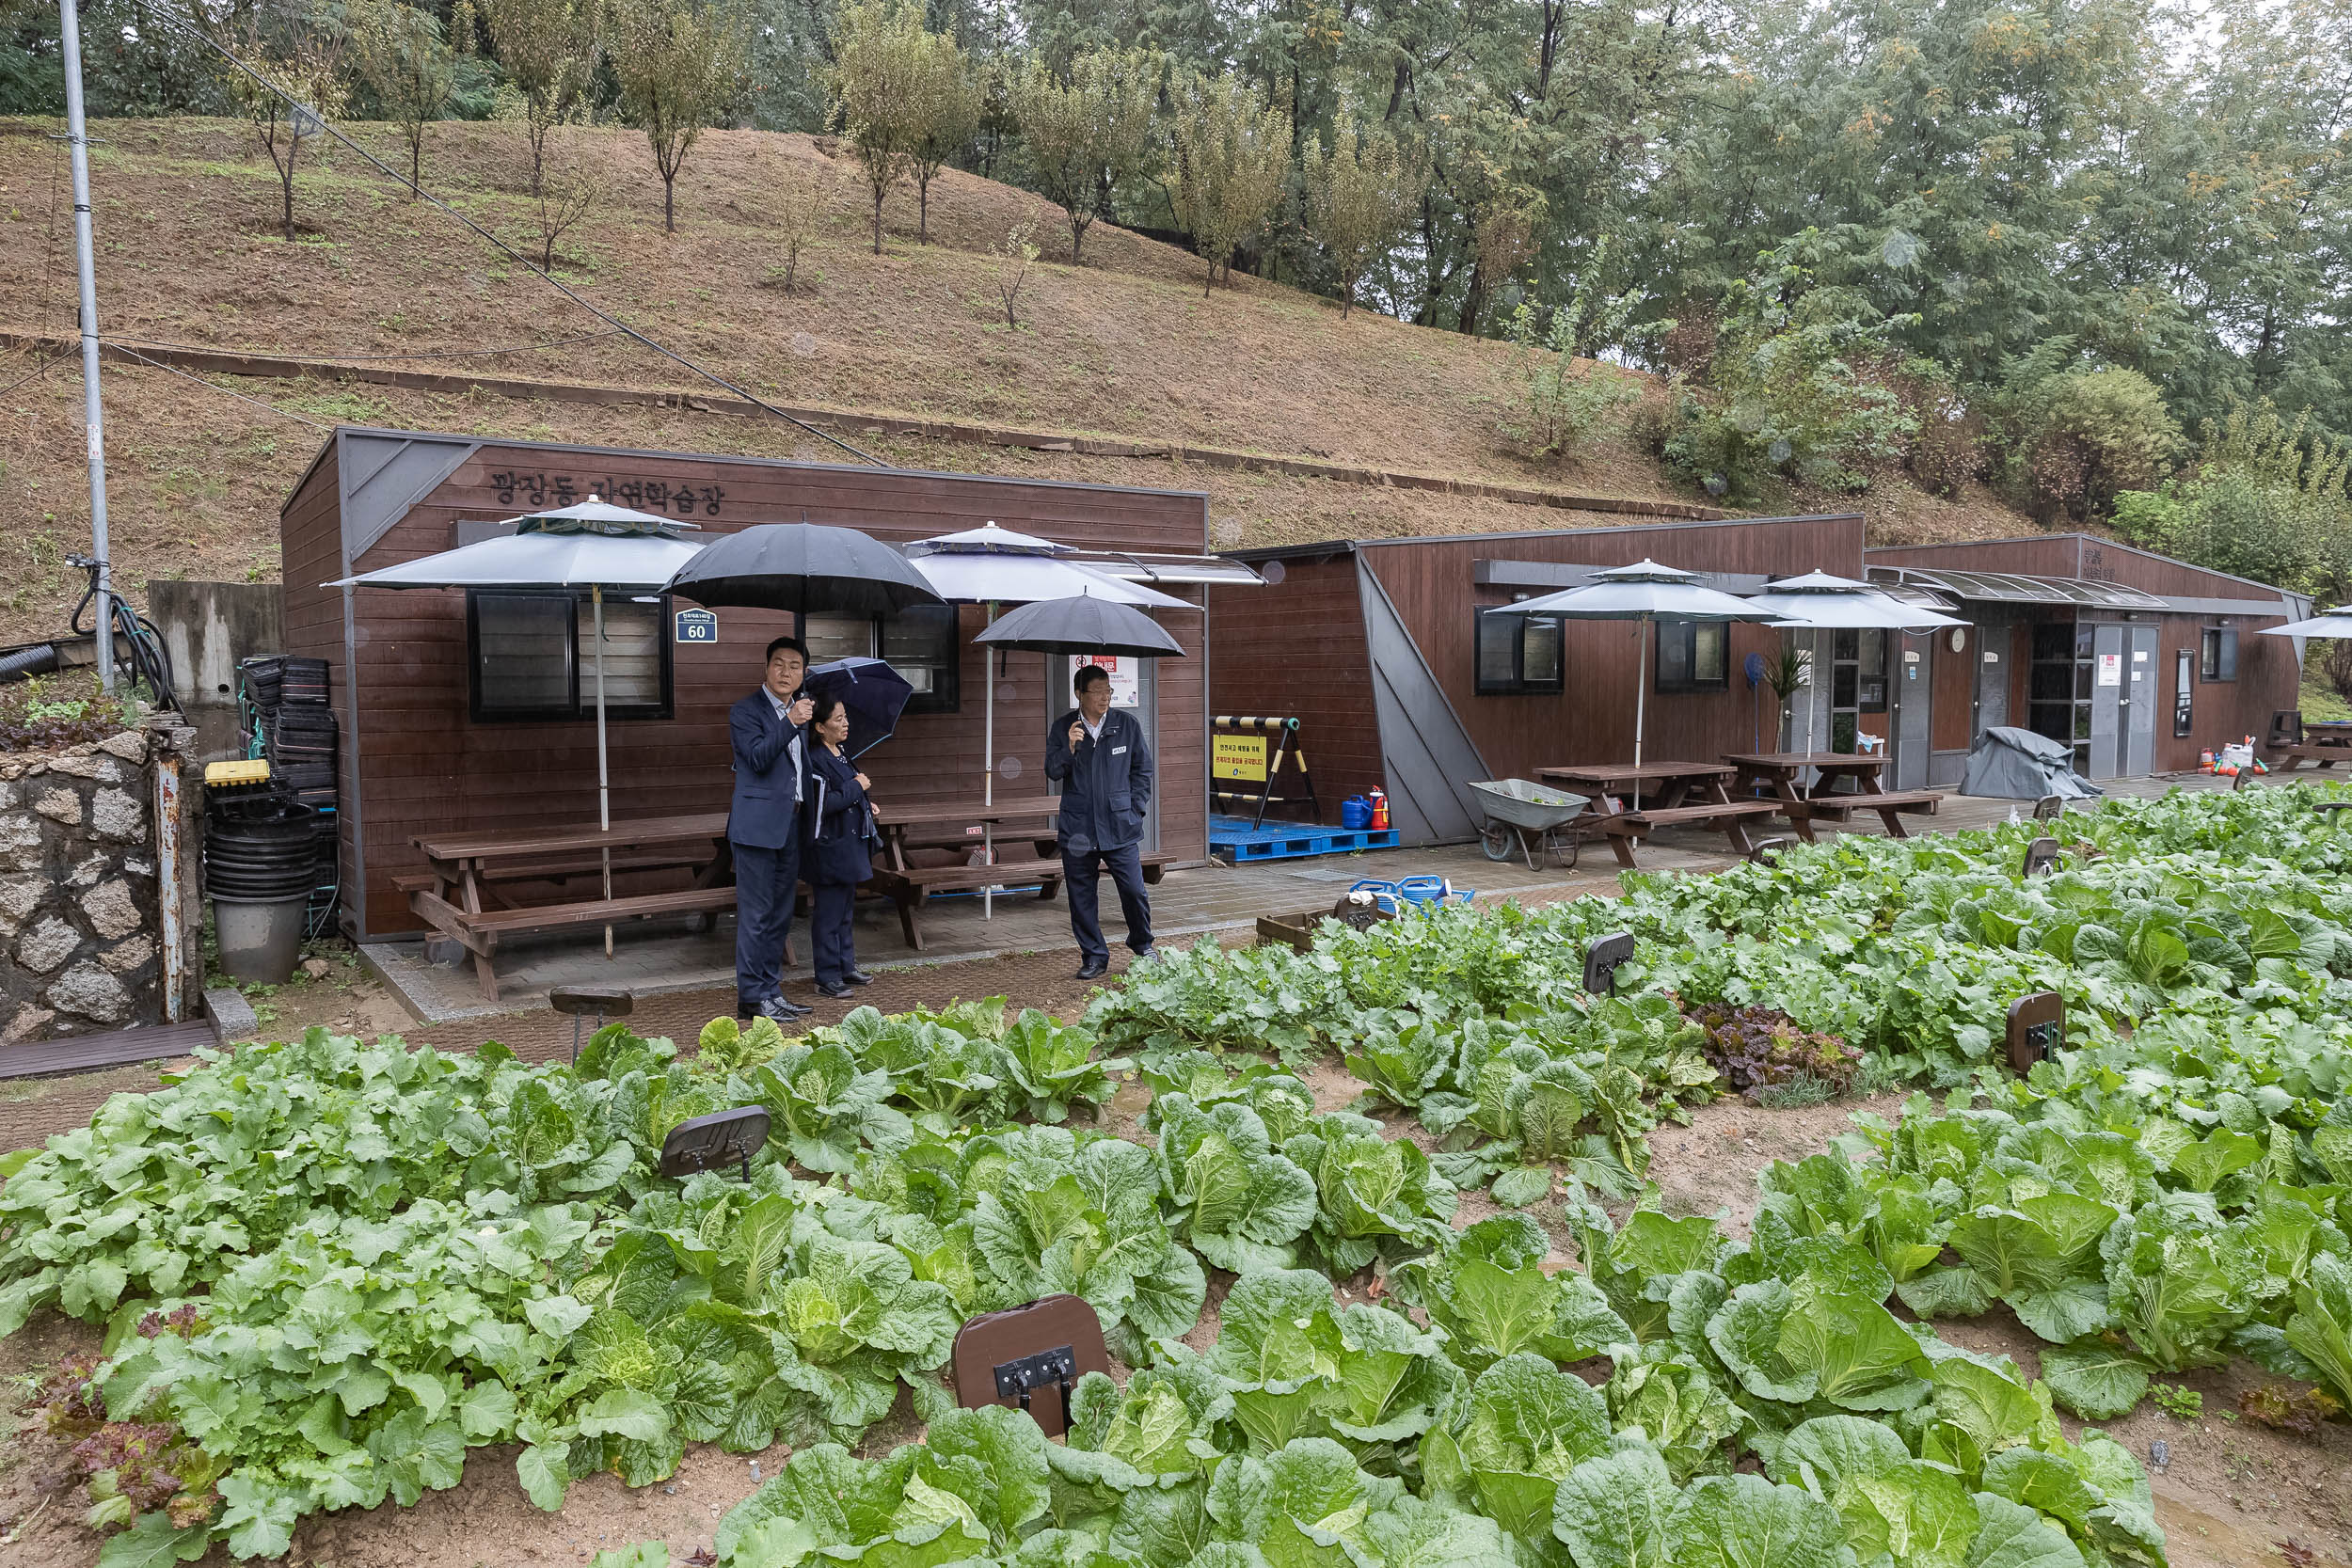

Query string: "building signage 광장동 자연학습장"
[488, 469, 726, 517]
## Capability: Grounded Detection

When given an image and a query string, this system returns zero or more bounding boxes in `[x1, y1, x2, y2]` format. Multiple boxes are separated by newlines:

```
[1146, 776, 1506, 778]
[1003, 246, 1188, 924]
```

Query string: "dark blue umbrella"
[803, 657, 914, 759]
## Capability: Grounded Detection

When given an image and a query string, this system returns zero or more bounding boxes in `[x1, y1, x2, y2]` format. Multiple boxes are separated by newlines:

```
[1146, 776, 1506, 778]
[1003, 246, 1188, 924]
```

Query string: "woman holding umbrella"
[803, 692, 882, 998]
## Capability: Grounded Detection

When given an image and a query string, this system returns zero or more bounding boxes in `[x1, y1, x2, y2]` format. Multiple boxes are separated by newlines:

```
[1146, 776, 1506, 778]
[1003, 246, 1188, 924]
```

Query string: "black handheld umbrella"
[803, 657, 914, 759]
[664, 521, 944, 614]
[972, 591, 1186, 657]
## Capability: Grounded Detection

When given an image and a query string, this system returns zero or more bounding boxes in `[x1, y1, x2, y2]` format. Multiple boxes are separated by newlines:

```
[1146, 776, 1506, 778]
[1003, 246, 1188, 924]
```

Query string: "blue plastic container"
[1341, 796, 1373, 830]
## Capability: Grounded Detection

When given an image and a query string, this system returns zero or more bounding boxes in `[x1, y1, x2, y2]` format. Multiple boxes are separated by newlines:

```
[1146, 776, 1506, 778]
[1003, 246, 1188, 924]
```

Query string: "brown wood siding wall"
[278, 446, 355, 907]
[2158, 610, 2301, 771]
[294, 438, 1211, 937]
[1202, 555, 1377, 823]
[1365, 515, 1867, 781]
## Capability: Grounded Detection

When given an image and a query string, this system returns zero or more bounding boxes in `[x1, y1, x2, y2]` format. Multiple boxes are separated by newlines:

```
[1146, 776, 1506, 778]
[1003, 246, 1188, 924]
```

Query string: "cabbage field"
[6, 784, 2352, 1568]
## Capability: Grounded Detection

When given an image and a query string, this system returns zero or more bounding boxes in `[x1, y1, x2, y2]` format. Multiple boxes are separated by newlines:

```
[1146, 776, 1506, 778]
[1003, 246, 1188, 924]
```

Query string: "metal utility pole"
[57, 0, 115, 692]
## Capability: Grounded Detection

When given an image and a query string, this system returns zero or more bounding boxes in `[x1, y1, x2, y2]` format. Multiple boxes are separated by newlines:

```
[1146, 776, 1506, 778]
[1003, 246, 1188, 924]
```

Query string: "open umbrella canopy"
[326, 509, 704, 591]
[904, 521, 1073, 557]
[512, 498, 698, 535]
[803, 657, 914, 760]
[2261, 609, 2352, 638]
[1502, 559, 1771, 621]
[912, 551, 1193, 608]
[665, 521, 944, 615]
[1751, 570, 1968, 630]
[975, 591, 1185, 656]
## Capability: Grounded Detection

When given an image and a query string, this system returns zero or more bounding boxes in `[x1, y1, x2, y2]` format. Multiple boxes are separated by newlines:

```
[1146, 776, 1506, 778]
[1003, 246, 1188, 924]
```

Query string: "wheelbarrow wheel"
[1479, 822, 1515, 862]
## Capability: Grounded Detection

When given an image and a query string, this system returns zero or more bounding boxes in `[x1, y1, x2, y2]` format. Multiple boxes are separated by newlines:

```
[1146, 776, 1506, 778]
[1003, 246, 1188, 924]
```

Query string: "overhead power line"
[103, 339, 329, 428]
[143, 7, 884, 467]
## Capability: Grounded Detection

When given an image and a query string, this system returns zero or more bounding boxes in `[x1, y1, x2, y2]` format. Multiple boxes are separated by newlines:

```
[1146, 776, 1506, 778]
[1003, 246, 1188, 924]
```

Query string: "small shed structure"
[280, 426, 1232, 940]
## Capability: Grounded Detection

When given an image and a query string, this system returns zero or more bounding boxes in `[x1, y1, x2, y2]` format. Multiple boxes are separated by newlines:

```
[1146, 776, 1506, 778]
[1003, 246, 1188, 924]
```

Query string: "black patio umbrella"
[664, 521, 944, 614]
[972, 591, 1186, 657]
[803, 657, 914, 759]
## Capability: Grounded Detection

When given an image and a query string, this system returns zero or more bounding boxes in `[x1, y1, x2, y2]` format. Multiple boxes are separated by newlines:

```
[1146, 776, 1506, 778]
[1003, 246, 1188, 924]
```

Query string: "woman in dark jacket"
[803, 693, 881, 998]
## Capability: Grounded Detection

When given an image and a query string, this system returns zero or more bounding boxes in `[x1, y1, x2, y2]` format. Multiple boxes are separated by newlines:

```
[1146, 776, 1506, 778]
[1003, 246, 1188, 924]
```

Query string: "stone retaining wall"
[0, 720, 202, 1042]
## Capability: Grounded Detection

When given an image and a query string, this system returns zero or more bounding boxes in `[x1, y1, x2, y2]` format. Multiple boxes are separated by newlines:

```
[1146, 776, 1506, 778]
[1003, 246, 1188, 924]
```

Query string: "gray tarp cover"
[1963, 725, 2105, 799]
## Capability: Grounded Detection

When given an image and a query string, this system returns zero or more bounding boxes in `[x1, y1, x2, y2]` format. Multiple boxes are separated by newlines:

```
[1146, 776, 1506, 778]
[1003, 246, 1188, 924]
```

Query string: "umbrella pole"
[983, 604, 995, 920]
[1632, 618, 1647, 812]
[595, 585, 612, 958]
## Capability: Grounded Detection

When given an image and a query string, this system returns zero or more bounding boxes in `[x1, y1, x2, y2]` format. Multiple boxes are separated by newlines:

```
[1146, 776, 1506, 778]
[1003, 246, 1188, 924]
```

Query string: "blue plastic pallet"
[1211, 815, 1400, 863]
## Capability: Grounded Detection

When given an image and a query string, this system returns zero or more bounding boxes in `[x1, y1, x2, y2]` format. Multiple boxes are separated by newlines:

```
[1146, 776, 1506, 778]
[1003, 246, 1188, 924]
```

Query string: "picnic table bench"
[405, 813, 737, 1002]
[1534, 762, 1770, 867]
[1721, 752, 1946, 840]
[2265, 713, 2352, 770]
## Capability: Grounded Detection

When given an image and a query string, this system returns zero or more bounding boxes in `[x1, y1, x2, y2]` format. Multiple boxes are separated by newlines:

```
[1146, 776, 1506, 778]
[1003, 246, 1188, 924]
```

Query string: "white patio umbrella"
[1751, 571, 1968, 753]
[1493, 560, 1778, 804]
[1749, 570, 1970, 630]
[2260, 608, 2352, 639]
[906, 522, 1192, 913]
[328, 497, 706, 952]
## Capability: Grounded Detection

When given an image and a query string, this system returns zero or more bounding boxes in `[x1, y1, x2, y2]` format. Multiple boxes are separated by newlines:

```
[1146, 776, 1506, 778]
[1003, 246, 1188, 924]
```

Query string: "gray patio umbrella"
[1751, 571, 1968, 756]
[913, 524, 1194, 916]
[2260, 608, 2352, 639]
[664, 520, 944, 615]
[1494, 561, 1775, 793]
[1748, 570, 1969, 630]
[328, 498, 705, 954]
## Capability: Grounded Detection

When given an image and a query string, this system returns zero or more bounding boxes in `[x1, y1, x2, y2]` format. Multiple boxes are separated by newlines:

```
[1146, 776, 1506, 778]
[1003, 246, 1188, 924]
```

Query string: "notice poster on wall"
[1071, 655, 1141, 708]
[2097, 653, 2122, 687]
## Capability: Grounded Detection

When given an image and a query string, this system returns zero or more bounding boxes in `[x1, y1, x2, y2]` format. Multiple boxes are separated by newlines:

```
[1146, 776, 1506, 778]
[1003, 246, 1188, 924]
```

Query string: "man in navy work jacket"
[728, 636, 815, 1022]
[1044, 664, 1156, 979]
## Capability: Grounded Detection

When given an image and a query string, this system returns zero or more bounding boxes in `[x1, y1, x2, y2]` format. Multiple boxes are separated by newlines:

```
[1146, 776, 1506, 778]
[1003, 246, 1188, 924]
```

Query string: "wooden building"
[280, 426, 1230, 941]
[1212, 517, 2305, 844]
[1863, 535, 2307, 785]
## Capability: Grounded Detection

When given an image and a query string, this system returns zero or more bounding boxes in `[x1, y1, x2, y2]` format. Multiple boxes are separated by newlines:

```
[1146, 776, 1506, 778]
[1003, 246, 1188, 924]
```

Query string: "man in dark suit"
[1044, 663, 1155, 980]
[728, 636, 815, 1021]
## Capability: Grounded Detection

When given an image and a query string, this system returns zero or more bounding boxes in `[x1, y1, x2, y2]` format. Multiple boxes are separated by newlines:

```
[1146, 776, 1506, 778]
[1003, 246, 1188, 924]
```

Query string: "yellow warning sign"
[1213, 733, 1269, 782]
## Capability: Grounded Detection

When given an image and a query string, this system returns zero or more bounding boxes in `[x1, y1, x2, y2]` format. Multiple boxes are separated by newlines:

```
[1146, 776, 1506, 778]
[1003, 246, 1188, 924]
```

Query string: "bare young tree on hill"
[1168, 71, 1291, 297]
[213, 0, 351, 241]
[906, 30, 981, 244]
[993, 211, 1041, 327]
[612, 0, 752, 232]
[477, 0, 599, 197]
[1009, 47, 1160, 266]
[759, 152, 840, 293]
[828, 0, 930, 254]
[529, 134, 607, 268]
[1301, 116, 1420, 320]
[350, 0, 455, 198]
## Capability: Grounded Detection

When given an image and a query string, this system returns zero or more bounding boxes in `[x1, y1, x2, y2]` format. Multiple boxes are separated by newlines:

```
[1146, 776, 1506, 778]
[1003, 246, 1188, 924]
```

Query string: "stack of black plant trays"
[239, 656, 341, 937]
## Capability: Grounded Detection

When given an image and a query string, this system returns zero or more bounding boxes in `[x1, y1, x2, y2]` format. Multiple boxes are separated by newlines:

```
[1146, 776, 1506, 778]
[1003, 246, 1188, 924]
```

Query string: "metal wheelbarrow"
[1468, 779, 1590, 870]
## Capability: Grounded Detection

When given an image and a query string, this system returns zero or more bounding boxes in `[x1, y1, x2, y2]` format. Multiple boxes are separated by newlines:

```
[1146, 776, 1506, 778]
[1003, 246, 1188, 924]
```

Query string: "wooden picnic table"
[873, 795, 1061, 872]
[405, 813, 737, 1002]
[2273, 717, 2352, 771]
[1534, 761, 1776, 867]
[1720, 751, 1944, 840]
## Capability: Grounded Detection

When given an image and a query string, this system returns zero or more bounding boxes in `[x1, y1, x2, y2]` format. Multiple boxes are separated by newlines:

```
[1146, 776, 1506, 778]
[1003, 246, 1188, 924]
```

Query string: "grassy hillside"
[0, 115, 2022, 645]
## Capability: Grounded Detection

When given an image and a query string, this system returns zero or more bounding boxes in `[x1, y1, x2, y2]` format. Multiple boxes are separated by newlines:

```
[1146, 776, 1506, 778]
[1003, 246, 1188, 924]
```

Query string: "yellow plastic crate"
[204, 759, 272, 786]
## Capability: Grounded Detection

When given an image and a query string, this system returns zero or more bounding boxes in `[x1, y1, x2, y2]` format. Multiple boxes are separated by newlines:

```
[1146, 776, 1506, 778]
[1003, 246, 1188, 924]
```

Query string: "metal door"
[1974, 610, 2011, 735]
[2088, 623, 2124, 780]
[2124, 625, 2157, 775]
[1892, 633, 1931, 789]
